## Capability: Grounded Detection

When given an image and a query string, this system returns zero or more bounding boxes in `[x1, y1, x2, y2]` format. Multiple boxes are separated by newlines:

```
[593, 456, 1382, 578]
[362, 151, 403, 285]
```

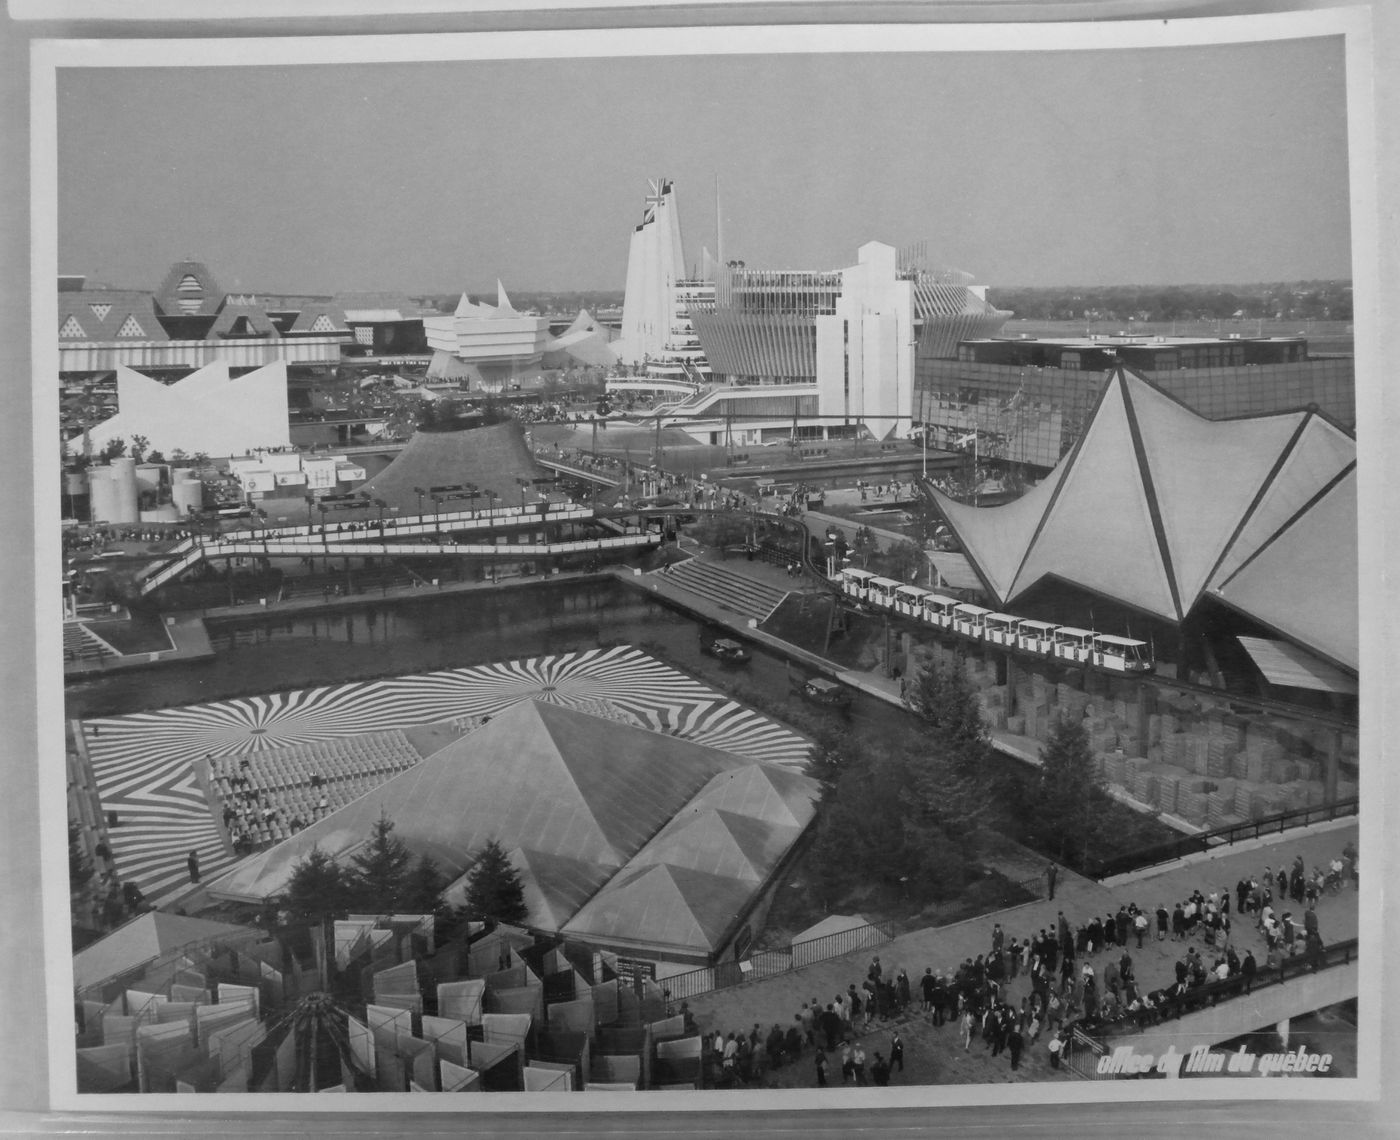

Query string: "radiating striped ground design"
[81, 646, 810, 904]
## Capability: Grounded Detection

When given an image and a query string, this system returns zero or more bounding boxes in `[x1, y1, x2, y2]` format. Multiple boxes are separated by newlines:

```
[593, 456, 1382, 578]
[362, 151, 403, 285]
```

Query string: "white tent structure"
[69, 360, 290, 459]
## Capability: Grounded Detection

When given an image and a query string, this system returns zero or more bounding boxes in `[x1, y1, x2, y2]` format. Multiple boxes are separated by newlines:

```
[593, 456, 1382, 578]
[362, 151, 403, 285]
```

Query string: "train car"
[1053, 626, 1095, 664]
[983, 613, 1020, 648]
[840, 567, 877, 601]
[893, 583, 931, 618]
[922, 593, 960, 630]
[1092, 633, 1153, 673]
[1015, 619, 1059, 657]
[867, 577, 903, 611]
[952, 603, 992, 640]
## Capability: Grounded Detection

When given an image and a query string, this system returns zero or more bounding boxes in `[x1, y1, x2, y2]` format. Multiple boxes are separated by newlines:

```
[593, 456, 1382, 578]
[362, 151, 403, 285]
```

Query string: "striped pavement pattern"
[81, 646, 810, 905]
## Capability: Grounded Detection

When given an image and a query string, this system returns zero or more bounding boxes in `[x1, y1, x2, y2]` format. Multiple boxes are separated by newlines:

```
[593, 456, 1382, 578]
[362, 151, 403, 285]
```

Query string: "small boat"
[701, 636, 751, 664]
[799, 676, 852, 709]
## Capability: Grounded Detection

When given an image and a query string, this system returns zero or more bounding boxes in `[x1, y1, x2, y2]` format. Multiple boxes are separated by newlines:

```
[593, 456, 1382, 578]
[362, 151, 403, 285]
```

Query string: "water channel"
[64, 579, 912, 758]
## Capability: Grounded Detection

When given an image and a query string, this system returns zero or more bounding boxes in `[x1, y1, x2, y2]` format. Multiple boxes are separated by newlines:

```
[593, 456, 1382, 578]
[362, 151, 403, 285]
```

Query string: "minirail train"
[837, 567, 1153, 674]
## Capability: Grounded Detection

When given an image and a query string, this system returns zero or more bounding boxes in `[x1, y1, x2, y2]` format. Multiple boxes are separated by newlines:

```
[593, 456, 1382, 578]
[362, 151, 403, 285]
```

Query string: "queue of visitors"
[697, 839, 1355, 1086]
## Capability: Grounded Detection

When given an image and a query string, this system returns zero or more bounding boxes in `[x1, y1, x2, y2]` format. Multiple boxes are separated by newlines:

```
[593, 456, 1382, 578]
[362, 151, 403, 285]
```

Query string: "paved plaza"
[78, 646, 811, 904]
[681, 819, 1358, 1086]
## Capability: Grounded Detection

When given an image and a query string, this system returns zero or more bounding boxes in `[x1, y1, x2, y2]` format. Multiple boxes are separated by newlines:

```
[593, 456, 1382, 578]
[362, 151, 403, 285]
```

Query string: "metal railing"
[1087, 798, 1359, 880]
[1063, 936, 1359, 1078]
[663, 920, 895, 1002]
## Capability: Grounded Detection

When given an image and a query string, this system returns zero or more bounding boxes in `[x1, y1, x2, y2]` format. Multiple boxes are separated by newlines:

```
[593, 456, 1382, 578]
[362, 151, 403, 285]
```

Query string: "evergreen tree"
[1035, 714, 1105, 866]
[403, 855, 448, 918]
[347, 812, 415, 914]
[902, 650, 992, 778]
[283, 847, 352, 925]
[461, 838, 528, 927]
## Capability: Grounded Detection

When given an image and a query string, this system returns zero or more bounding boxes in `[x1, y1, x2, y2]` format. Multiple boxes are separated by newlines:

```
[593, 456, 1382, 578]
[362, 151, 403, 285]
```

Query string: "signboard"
[614, 957, 655, 987]
[273, 470, 307, 487]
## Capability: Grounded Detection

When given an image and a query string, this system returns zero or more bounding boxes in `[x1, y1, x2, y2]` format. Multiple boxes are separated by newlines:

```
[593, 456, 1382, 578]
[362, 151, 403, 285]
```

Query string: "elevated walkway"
[537, 458, 621, 487]
[138, 504, 634, 596]
[656, 559, 789, 623]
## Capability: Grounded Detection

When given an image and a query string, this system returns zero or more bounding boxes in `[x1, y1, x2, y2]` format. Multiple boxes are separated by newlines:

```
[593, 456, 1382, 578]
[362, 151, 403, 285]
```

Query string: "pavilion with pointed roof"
[927, 366, 1357, 674]
[421, 280, 552, 384]
[206, 699, 819, 967]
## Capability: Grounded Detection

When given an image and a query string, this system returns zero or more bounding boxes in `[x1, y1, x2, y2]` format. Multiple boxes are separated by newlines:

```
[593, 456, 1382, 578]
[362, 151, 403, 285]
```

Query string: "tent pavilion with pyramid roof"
[352, 418, 545, 516]
[206, 699, 819, 968]
[927, 366, 1357, 675]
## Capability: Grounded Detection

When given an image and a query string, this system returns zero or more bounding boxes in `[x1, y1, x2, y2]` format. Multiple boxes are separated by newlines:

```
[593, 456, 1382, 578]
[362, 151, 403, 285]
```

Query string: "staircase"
[659, 559, 789, 623]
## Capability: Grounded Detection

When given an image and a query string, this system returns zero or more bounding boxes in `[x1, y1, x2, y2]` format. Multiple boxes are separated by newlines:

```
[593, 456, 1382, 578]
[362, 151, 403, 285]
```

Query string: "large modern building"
[674, 242, 1010, 443]
[421, 282, 552, 385]
[916, 332, 1355, 471]
[58, 261, 350, 377]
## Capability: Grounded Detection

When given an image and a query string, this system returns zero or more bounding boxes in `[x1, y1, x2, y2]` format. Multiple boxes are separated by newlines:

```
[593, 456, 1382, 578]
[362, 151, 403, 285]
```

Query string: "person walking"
[814, 1048, 828, 1088]
[1007, 1025, 1024, 1071]
[960, 1008, 975, 1051]
[186, 849, 200, 884]
[890, 1030, 904, 1074]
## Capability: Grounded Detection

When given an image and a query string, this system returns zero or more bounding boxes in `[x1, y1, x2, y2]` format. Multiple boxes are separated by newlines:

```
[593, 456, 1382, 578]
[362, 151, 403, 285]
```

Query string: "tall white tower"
[618, 178, 686, 367]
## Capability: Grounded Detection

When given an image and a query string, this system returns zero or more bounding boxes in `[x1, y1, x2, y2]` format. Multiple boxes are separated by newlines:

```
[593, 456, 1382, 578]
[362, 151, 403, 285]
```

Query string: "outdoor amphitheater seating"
[208, 730, 423, 846]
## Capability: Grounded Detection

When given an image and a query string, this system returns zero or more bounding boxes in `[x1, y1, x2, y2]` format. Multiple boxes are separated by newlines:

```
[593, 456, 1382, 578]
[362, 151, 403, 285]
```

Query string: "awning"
[927, 552, 985, 592]
[1236, 636, 1358, 695]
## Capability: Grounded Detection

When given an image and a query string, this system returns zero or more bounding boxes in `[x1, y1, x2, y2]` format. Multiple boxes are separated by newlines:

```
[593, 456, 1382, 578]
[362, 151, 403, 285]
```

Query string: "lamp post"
[414, 486, 427, 519]
[515, 476, 529, 511]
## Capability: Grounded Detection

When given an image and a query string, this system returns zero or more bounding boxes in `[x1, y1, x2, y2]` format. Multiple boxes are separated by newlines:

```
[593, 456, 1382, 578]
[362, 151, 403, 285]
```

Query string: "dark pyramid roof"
[58, 289, 169, 343]
[354, 420, 542, 513]
[154, 260, 224, 318]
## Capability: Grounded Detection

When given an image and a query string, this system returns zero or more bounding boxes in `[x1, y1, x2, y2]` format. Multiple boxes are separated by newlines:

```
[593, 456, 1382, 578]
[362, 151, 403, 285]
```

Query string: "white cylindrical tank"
[87, 467, 119, 523]
[109, 457, 139, 522]
[172, 475, 204, 518]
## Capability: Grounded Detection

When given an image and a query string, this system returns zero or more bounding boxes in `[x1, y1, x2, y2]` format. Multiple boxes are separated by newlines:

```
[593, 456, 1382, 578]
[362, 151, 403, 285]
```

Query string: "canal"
[64, 579, 906, 754]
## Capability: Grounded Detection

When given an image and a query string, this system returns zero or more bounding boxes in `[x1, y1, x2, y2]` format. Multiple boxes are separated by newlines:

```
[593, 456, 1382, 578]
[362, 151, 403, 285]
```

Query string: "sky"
[55, 35, 1352, 295]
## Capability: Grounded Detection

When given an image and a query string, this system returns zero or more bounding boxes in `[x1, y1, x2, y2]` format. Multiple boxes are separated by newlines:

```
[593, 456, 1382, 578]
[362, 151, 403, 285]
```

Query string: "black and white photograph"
[4, 1, 1390, 1123]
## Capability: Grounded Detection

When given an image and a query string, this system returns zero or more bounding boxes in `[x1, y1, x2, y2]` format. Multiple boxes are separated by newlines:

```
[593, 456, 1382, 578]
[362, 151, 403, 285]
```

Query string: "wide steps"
[661, 559, 788, 622]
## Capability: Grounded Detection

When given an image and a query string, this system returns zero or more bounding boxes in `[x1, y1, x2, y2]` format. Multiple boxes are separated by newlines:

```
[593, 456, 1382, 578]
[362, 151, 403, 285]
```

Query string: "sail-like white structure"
[617, 178, 690, 368]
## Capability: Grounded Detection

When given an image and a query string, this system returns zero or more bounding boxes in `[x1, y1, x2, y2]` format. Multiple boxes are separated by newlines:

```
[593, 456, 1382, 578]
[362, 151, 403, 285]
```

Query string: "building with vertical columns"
[682, 241, 1009, 441]
[814, 242, 917, 441]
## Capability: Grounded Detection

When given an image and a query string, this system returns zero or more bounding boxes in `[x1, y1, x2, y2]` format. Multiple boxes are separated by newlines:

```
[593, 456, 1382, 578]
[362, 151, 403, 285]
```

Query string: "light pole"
[515, 476, 529, 511]
[414, 486, 426, 518]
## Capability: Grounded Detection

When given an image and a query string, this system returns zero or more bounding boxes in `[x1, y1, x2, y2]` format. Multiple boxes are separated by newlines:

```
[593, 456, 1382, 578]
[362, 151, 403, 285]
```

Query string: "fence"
[662, 920, 895, 1002]
[1063, 936, 1359, 1079]
[1086, 798, 1359, 881]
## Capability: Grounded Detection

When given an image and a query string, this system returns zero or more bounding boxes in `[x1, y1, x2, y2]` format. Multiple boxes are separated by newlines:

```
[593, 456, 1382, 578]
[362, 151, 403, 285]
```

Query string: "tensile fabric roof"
[353, 419, 543, 514]
[928, 366, 1356, 671]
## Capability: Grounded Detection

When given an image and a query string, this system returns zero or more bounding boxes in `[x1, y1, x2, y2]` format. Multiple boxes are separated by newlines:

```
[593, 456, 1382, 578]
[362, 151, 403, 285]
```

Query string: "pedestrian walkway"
[681, 822, 1358, 1085]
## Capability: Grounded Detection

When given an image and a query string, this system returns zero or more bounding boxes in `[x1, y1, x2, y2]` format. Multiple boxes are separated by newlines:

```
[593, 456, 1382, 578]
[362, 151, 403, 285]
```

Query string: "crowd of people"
[705, 956, 914, 1088]
[696, 839, 1356, 1086]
